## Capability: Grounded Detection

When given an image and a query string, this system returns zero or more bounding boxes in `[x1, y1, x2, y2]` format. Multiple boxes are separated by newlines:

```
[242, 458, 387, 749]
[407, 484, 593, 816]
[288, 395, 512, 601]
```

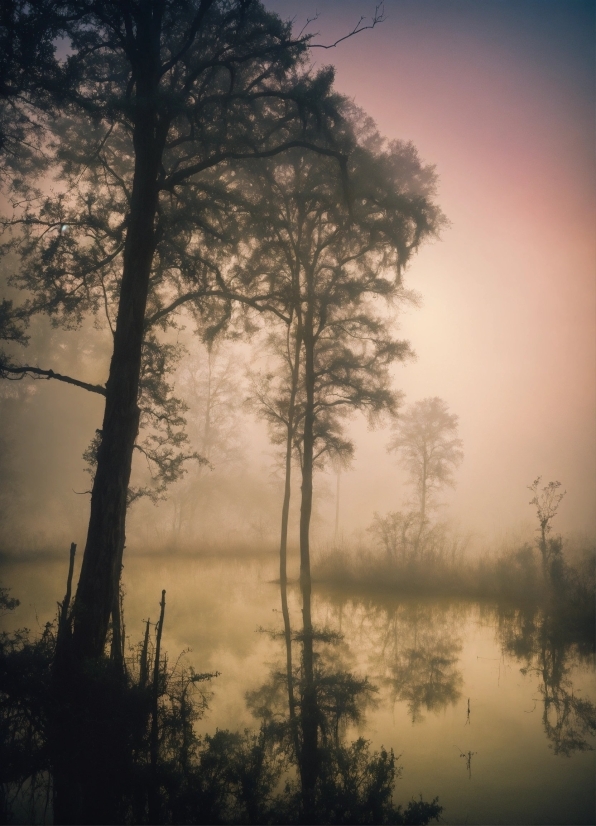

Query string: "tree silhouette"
[0, 0, 353, 664]
[528, 477, 566, 579]
[0, 0, 68, 181]
[0, 4, 379, 821]
[244, 117, 444, 604]
[388, 397, 463, 554]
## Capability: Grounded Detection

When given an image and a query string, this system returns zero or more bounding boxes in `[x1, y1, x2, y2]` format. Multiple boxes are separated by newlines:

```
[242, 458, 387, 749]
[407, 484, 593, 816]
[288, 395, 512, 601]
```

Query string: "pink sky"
[270, 1, 596, 537]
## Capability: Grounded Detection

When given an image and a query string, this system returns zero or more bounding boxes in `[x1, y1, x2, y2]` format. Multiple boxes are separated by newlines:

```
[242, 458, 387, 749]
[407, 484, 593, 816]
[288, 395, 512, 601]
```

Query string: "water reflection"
[499, 606, 596, 756]
[320, 595, 464, 723]
[382, 615, 462, 724]
[246, 581, 442, 824]
[2, 555, 595, 823]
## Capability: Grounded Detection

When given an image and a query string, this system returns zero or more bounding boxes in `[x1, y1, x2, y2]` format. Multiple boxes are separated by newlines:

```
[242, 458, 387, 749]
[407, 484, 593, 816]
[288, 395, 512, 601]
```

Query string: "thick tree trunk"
[71, 106, 163, 661]
[53, 29, 166, 820]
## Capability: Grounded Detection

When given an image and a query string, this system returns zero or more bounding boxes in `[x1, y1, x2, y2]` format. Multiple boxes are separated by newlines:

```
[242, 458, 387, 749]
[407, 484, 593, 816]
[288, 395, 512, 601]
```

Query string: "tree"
[0, 4, 384, 821]
[0, 0, 357, 663]
[244, 119, 443, 812]
[528, 477, 566, 579]
[245, 123, 443, 599]
[168, 339, 246, 545]
[388, 397, 463, 553]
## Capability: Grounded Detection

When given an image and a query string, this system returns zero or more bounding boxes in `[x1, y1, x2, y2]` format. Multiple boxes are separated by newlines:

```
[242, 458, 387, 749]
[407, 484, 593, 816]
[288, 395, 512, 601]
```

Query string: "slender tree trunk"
[280, 577, 300, 761]
[56, 543, 76, 656]
[299, 583, 318, 822]
[298, 278, 318, 820]
[334, 468, 340, 545]
[539, 521, 549, 580]
[299, 303, 315, 603]
[279, 316, 302, 587]
[149, 590, 166, 824]
[414, 455, 427, 557]
[139, 618, 151, 688]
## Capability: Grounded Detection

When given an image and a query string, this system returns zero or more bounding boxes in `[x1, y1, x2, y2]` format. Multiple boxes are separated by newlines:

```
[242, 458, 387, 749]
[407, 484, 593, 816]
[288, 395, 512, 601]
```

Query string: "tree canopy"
[388, 396, 463, 523]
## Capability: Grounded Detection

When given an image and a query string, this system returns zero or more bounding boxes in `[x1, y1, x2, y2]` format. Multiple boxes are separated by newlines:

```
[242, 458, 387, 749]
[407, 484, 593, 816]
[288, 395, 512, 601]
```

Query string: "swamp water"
[1, 551, 595, 825]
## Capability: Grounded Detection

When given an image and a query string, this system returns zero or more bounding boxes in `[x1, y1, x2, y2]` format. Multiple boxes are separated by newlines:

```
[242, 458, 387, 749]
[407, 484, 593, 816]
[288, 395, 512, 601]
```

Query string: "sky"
[267, 0, 596, 539]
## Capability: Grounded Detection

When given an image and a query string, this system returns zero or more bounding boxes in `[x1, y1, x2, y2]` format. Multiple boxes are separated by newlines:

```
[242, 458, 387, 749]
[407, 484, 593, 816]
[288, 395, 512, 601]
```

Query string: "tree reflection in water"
[320, 595, 464, 724]
[382, 607, 463, 724]
[247, 582, 442, 824]
[498, 605, 596, 756]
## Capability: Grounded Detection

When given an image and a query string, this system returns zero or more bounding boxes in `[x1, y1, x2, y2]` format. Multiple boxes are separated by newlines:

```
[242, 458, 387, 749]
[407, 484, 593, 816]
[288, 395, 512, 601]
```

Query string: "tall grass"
[314, 528, 595, 609]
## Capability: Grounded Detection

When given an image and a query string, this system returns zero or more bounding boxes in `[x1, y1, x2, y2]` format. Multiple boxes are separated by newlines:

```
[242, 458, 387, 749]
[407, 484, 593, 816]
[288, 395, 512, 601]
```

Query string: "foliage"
[272, 738, 442, 826]
[368, 509, 469, 565]
[0, 0, 68, 181]
[528, 477, 566, 578]
[0, 619, 54, 823]
[388, 397, 463, 522]
[316, 533, 594, 613]
[247, 125, 443, 472]
[0, 0, 367, 666]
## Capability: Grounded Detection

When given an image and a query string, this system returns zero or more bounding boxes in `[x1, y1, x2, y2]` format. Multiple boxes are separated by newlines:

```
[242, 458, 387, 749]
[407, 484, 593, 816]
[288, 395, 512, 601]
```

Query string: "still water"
[2, 551, 595, 825]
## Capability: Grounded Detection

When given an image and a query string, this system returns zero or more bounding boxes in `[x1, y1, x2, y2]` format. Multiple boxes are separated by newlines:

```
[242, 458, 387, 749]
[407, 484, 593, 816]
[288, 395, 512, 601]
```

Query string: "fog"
[1, 1, 594, 557]
[270, 0, 596, 541]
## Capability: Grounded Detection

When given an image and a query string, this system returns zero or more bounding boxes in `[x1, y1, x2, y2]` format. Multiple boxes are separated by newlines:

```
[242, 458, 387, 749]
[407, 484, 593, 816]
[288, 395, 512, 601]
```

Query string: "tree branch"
[145, 289, 290, 329]
[309, 4, 385, 50]
[159, 0, 217, 76]
[162, 140, 348, 192]
[0, 363, 106, 395]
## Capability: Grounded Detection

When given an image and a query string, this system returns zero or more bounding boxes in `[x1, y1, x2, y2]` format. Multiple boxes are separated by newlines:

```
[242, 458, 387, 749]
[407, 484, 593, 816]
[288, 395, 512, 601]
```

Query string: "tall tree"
[244, 123, 443, 592]
[244, 123, 443, 805]
[388, 396, 463, 553]
[0, 0, 354, 662]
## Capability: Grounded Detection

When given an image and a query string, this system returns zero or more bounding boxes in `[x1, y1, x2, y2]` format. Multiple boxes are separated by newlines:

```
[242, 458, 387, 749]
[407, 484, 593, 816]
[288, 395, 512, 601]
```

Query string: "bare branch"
[309, 4, 385, 50]
[0, 363, 106, 395]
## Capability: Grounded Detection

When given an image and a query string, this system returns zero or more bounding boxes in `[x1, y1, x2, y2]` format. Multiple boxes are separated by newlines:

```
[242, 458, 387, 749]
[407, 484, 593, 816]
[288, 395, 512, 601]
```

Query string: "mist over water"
[2, 552, 595, 825]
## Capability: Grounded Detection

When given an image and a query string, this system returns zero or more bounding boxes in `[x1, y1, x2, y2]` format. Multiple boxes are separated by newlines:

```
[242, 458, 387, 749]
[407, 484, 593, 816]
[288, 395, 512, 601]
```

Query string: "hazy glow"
[0, 2, 593, 551]
[269, 0, 596, 537]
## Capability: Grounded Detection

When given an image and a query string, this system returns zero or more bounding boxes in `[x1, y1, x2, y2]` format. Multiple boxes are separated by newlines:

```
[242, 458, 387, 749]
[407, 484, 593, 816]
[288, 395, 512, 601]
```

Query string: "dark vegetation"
[0, 0, 449, 820]
[316, 477, 595, 640]
[0, 0, 447, 821]
[0, 573, 443, 825]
